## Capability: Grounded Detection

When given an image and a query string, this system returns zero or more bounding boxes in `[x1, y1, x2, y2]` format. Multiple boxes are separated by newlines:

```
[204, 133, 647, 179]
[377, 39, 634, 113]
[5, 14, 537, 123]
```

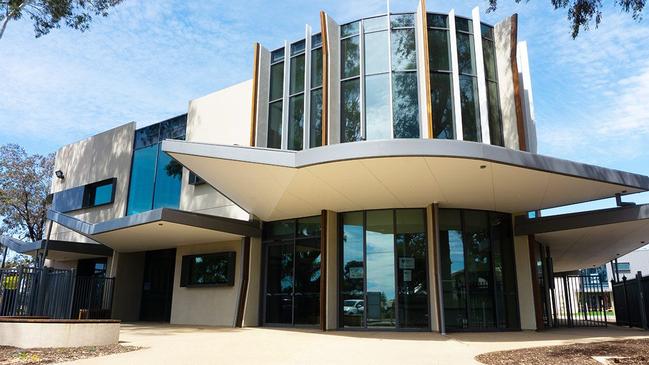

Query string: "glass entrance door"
[263, 217, 321, 326]
[340, 209, 429, 329]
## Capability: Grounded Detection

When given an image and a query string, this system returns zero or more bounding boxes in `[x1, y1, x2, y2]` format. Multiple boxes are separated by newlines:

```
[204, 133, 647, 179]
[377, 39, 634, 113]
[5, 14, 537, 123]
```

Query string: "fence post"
[562, 275, 572, 326]
[636, 271, 648, 330]
[67, 269, 77, 319]
[622, 276, 630, 328]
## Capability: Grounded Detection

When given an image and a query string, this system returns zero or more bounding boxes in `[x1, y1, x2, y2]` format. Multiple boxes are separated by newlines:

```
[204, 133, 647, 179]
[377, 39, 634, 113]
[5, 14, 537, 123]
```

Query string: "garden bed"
[0, 344, 140, 364]
[476, 338, 649, 365]
[0, 318, 121, 348]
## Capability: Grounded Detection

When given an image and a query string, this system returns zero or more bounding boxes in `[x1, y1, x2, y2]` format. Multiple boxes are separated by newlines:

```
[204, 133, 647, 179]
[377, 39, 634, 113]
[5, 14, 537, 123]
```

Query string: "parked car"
[343, 299, 364, 316]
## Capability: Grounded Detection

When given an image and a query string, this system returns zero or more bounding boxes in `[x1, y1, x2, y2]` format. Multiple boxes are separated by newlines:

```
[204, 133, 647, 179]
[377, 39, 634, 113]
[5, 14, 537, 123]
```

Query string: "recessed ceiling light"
[480, 165, 487, 169]
[158, 223, 163, 226]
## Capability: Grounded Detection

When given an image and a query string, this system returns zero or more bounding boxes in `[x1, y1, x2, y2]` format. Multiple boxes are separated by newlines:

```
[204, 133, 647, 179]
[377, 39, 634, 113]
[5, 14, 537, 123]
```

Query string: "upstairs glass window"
[427, 13, 454, 139]
[455, 17, 481, 142]
[481, 23, 504, 147]
[126, 115, 186, 215]
[268, 47, 285, 149]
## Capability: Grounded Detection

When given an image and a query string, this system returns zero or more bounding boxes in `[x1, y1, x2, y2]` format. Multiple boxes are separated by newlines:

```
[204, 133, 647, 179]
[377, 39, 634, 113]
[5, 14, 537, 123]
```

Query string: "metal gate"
[551, 274, 608, 327]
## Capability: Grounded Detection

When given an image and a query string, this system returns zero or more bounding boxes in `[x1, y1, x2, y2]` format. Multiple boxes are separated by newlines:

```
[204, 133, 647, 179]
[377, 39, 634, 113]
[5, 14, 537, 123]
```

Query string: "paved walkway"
[64, 324, 649, 365]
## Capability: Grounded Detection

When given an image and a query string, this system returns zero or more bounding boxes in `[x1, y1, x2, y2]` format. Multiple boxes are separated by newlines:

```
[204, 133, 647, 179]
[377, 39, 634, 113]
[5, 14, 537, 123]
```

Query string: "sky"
[1, 0, 649, 216]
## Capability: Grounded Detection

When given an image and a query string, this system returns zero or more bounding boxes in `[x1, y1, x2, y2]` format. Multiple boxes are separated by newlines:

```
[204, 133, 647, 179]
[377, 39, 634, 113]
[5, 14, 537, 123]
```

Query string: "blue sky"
[1, 0, 648, 215]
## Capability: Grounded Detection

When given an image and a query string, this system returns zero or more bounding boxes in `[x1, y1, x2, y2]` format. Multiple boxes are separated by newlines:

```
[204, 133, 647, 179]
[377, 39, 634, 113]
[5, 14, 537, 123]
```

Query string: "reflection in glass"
[309, 88, 323, 148]
[342, 212, 364, 327]
[288, 95, 304, 151]
[311, 48, 323, 88]
[396, 210, 428, 328]
[364, 31, 389, 75]
[456, 32, 476, 75]
[93, 183, 113, 206]
[392, 72, 420, 138]
[459, 75, 481, 142]
[290, 40, 305, 55]
[269, 62, 284, 101]
[427, 13, 448, 28]
[341, 21, 360, 37]
[455, 17, 473, 32]
[366, 210, 395, 327]
[463, 210, 494, 328]
[365, 73, 391, 140]
[391, 14, 415, 28]
[391, 29, 417, 71]
[428, 29, 450, 71]
[487, 81, 504, 146]
[134, 123, 160, 149]
[363, 15, 388, 32]
[126, 145, 157, 215]
[297, 216, 321, 237]
[265, 244, 294, 324]
[341, 36, 360, 78]
[289, 54, 305, 95]
[341, 79, 361, 143]
[430, 73, 454, 139]
[439, 209, 467, 329]
[483, 39, 497, 81]
[267, 101, 283, 148]
[152, 148, 182, 210]
[439, 209, 520, 331]
[294, 238, 321, 325]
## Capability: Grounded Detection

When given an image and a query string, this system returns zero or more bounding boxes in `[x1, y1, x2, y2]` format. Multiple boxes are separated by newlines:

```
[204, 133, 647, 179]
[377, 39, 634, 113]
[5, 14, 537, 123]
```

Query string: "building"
[7, 3, 649, 333]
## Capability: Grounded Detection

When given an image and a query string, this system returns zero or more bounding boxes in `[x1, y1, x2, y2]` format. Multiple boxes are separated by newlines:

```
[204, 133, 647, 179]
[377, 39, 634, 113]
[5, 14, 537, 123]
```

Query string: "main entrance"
[340, 209, 429, 329]
[140, 248, 176, 322]
[262, 217, 321, 326]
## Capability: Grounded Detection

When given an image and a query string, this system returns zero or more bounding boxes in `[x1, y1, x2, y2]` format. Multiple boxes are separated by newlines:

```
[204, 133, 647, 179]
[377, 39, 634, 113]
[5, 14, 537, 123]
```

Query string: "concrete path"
[63, 324, 649, 365]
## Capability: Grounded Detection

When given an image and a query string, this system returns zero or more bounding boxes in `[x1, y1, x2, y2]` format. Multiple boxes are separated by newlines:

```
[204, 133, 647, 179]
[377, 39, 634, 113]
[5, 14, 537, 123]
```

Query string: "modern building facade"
[8, 3, 649, 333]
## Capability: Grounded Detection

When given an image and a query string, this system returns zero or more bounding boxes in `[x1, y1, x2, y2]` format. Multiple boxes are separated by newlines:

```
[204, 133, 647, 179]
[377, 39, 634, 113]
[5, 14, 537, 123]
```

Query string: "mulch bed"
[0, 345, 141, 364]
[476, 338, 649, 365]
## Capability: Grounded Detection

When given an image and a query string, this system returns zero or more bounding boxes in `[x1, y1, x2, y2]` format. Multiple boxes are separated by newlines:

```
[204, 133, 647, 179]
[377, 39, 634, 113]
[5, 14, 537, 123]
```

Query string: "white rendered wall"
[494, 16, 521, 150]
[180, 80, 251, 221]
[517, 41, 538, 154]
[513, 233, 537, 330]
[170, 240, 243, 326]
[243, 236, 262, 327]
[49, 123, 135, 243]
[325, 14, 341, 145]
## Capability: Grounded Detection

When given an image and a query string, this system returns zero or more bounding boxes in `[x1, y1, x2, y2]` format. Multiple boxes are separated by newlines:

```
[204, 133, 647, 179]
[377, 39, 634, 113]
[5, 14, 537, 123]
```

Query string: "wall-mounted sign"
[403, 270, 412, 282]
[399, 257, 415, 269]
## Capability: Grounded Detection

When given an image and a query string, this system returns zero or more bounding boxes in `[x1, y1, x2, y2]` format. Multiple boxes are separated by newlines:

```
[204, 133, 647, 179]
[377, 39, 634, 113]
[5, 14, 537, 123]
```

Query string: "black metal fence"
[551, 274, 609, 327]
[0, 267, 114, 319]
[612, 272, 649, 330]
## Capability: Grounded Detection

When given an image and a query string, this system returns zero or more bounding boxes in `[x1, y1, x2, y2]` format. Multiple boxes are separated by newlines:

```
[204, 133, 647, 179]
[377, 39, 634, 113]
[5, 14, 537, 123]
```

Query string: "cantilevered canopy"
[0, 236, 112, 261]
[48, 208, 261, 253]
[515, 204, 649, 272]
[162, 139, 649, 221]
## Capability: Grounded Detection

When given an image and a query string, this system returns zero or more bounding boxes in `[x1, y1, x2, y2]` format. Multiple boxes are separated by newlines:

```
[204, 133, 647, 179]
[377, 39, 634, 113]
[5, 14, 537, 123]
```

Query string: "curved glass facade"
[263, 10, 507, 150]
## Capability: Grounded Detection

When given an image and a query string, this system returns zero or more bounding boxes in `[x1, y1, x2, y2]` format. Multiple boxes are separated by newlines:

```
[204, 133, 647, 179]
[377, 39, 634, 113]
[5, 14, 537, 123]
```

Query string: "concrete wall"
[0, 321, 120, 348]
[325, 14, 340, 145]
[50, 123, 135, 243]
[180, 80, 251, 221]
[517, 41, 538, 154]
[256, 47, 271, 148]
[513, 234, 537, 330]
[111, 251, 145, 321]
[494, 16, 521, 150]
[170, 240, 243, 326]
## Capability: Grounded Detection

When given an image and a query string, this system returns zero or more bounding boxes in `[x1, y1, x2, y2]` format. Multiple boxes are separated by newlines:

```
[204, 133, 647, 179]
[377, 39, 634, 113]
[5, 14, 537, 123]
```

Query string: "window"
[126, 115, 186, 215]
[340, 21, 361, 143]
[481, 23, 504, 146]
[439, 209, 519, 330]
[455, 17, 481, 142]
[51, 178, 116, 212]
[427, 13, 454, 139]
[310, 33, 324, 148]
[391, 14, 419, 139]
[340, 209, 429, 329]
[180, 252, 236, 287]
[288, 40, 306, 151]
[188, 171, 206, 186]
[268, 48, 285, 149]
[83, 178, 116, 208]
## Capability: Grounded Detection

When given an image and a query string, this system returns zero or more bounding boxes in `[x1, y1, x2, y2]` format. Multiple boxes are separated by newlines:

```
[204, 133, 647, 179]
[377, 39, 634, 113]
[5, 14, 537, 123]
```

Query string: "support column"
[513, 232, 537, 330]
[236, 237, 251, 328]
[427, 204, 442, 333]
[242, 236, 262, 327]
[325, 210, 338, 330]
[528, 235, 544, 330]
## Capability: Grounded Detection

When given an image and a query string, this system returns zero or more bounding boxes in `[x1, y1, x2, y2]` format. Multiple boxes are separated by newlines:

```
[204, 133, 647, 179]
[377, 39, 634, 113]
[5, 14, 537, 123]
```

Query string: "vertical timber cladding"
[250, 43, 261, 147]
[320, 11, 329, 146]
[419, 0, 433, 138]
[510, 14, 527, 151]
[527, 234, 544, 330]
[319, 210, 328, 331]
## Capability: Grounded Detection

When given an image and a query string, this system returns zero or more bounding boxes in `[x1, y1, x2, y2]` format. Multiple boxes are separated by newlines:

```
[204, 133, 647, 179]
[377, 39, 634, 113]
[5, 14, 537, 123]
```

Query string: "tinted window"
[181, 252, 236, 287]
[392, 72, 420, 138]
[341, 79, 361, 142]
[126, 145, 157, 215]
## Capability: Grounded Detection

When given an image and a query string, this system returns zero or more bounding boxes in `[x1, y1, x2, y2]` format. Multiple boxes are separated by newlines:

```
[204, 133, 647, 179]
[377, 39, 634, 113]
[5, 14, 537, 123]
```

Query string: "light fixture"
[480, 165, 487, 169]
[158, 223, 163, 226]
[54, 170, 64, 179]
